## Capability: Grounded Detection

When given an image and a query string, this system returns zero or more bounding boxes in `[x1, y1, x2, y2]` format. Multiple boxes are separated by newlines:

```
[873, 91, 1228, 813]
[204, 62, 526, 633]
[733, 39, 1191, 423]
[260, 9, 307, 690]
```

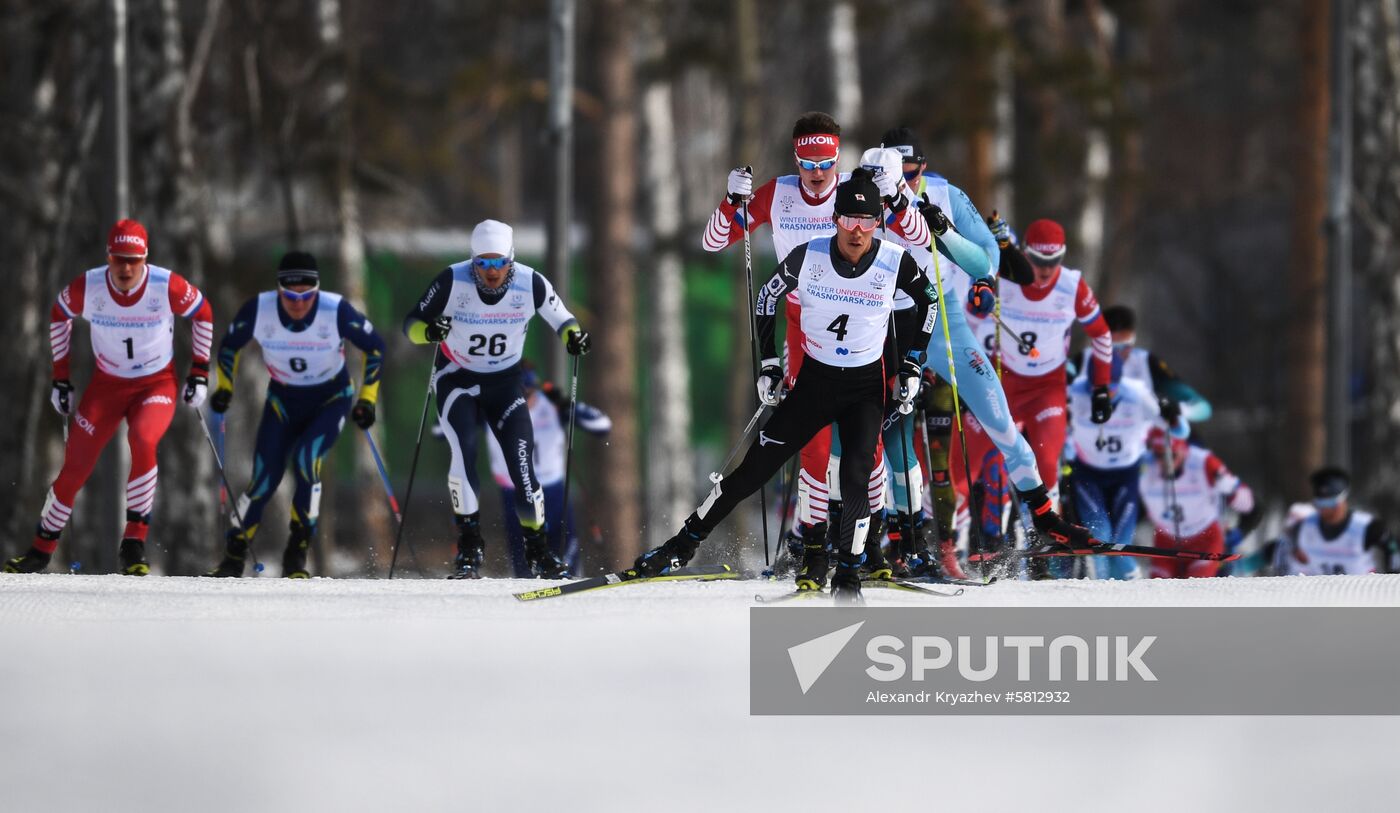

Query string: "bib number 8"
[467, 333, 508, 357]
[826, 314, 849, 341]
[290, 357, 308, 373]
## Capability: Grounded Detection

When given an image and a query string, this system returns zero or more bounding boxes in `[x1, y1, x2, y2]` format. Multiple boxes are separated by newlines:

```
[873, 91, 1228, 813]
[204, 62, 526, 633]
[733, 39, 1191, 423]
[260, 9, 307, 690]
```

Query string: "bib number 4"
[826, 314, 849, 341]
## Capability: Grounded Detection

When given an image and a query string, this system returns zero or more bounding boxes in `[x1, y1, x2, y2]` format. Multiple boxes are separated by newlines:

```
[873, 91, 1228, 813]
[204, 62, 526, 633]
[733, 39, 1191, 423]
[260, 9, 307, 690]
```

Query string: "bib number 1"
[123, 337, 134, 359]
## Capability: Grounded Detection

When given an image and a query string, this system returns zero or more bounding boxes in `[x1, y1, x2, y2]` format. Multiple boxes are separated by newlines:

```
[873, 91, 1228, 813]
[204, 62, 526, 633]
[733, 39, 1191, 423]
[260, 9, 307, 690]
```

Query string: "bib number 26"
[467, 333, 508, 357]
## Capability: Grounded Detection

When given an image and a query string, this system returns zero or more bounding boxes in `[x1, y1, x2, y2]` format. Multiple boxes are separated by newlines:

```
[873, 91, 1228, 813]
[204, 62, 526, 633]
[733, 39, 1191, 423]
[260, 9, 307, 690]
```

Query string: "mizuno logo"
[758, 432, 785, 447]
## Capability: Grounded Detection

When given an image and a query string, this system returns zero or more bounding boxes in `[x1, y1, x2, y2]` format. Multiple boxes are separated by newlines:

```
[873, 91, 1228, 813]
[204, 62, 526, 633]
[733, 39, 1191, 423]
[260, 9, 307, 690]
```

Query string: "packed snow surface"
[2, 573, 1398, 813]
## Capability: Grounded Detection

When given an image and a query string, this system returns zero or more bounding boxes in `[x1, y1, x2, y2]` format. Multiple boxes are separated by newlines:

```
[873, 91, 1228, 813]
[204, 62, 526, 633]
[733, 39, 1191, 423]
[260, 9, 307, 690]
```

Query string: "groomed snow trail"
[1, 573, 1397, 813]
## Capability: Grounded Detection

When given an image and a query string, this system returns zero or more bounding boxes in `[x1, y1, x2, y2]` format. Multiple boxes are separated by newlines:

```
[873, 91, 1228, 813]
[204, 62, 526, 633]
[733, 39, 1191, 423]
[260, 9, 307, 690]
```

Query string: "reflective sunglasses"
[836, 214, 880, 233]
[473, 255, 513, 271]
[1312, 493, 1347, 510]
[278, 285, 319, 302]
[795, 154, 838, 171]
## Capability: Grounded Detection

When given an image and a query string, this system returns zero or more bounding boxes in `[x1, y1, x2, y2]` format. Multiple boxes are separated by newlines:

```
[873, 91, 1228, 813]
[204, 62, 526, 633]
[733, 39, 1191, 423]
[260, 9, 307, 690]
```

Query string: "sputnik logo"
[787, 621, 864, 694]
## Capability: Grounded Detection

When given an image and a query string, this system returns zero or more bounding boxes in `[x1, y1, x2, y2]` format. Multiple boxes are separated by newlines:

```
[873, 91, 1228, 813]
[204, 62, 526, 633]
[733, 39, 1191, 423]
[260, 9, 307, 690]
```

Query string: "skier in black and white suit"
[403, 219, 590, 579]
[633, 170, 936, 603]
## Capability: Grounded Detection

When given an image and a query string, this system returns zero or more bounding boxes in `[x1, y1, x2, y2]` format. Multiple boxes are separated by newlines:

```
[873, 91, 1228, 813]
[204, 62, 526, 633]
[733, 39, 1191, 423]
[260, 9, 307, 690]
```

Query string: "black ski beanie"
[277, 251, 320, 286]
[834, 168, 883, 218]
[880, 127, 924, 164]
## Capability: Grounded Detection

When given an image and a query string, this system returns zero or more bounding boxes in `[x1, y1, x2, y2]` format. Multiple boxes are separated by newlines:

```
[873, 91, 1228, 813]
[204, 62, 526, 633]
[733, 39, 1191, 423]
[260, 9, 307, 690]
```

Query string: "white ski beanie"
[472, 219, 514, 258]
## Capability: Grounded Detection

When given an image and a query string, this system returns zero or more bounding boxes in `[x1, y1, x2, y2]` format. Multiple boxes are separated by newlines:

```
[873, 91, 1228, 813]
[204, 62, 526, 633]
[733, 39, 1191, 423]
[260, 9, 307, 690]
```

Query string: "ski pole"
[1162, 426, 1183, 544]
[560, 353, 581, 552]
[887, 313, 918, 539]
[928, 230, 988, 580]
[738, 166, 772, 567]
[716, 402, 767, 480]
[771, 457, 798, 574]
[389, 345, 440, 579]
[363, 427, 424, 579]
[195, 406, 260, 573]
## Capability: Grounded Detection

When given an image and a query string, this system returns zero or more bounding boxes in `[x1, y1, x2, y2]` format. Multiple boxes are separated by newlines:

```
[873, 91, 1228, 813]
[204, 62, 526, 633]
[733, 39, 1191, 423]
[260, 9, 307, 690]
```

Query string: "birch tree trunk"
[1286, 0, 1331, 500]
[319, 0, 390, 575]
[590, 0, 642, 567]
[153, 0, 220, 574]
[640, 2, 694, 548]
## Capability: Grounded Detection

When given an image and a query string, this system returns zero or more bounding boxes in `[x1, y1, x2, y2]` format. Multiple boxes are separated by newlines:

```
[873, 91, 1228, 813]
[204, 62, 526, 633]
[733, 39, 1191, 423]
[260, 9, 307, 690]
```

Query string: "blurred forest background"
[2, 0, 1397, 576]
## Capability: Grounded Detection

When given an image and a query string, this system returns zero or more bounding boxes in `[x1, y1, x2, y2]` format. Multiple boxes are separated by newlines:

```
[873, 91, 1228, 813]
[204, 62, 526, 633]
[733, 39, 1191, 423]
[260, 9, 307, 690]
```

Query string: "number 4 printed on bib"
[826, 314, 849, 341]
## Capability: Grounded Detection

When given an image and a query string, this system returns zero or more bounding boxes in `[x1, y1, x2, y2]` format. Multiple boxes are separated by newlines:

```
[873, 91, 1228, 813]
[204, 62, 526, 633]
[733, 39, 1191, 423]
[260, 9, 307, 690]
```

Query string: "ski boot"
[794, 540, 830, 592]
[830, 553, 864, 605]
[118, 539, 150, 576]
[282, 521, 312, 579]
[899, 514, 938, 578]
[887, 513, 915, 578]
[860, 512, 893, 580]
[4, 538, 54, 574]
[522, 525, 570, 579]
[1019, 485, 1093, 551]
[631, 522, 704, 578]
[774, 521, 819, 578]
[448, 513, 485, 580]
[204, 531, 250, 578]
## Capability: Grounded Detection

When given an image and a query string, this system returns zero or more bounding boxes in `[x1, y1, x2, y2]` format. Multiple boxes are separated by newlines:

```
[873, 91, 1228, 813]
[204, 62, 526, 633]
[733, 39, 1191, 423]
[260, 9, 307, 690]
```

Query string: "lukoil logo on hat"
[108, 219, 149, 258]
[1023, 219, 1067, 262]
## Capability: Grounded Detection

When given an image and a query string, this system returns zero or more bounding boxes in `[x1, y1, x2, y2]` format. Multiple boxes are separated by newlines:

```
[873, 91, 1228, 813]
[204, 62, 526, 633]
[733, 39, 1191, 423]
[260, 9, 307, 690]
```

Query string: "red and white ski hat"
[107, 219, 149, 258]
[1023, 219, 1066, 264]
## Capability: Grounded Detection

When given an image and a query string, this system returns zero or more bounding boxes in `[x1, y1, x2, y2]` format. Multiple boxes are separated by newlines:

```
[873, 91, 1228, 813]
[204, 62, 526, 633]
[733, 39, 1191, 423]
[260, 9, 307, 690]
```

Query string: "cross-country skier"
[957, 218, 1114, 538]
[634, 171, 935, 603]
[1063, 362, 1173, 580]
[704, 113, 930, 571]
[204, 251, 385, 578]
[402, 219, 589, 580]
[1072, 305, 1212, 423]
[1276, 467, 1397, 576]
[1138, 424, 1255, 578]
[481, 365, 611, 577]
[5, 220, 214, 575]
[872, 131, 1090, 572]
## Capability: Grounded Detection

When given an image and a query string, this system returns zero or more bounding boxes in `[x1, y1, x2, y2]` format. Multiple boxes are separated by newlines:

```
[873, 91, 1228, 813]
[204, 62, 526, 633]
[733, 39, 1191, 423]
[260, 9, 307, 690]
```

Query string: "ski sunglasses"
[836, 214, 880, 233]
[473, 255, 513, 271]
[795, 154, 838, 171]
[278, 285, 319, 302]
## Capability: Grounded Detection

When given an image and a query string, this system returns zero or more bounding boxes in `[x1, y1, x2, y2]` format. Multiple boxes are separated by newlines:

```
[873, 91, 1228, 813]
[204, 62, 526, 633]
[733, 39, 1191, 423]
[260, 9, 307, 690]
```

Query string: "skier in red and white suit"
[1138, 425, 1255, 579]
[702, 112, 929, 552]
[4, 220, 214, 575]
[958, 218, 1114, 506]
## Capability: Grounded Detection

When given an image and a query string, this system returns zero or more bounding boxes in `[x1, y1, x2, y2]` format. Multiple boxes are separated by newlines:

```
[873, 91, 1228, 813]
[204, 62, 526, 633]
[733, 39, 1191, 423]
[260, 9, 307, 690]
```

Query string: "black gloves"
[351, 399, 376, 430]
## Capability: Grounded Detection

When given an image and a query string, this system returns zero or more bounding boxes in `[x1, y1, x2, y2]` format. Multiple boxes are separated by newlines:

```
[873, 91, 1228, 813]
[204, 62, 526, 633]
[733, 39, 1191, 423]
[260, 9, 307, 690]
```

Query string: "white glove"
[183, 374, 209, 408]
[726, 167, 753, 202]
[50, 380, 74, 417]
[1228, 485, 1255, 515]
[895, 358, 921, 415]
[756, 359, 783, 407]
[860, 147, 904, 202]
